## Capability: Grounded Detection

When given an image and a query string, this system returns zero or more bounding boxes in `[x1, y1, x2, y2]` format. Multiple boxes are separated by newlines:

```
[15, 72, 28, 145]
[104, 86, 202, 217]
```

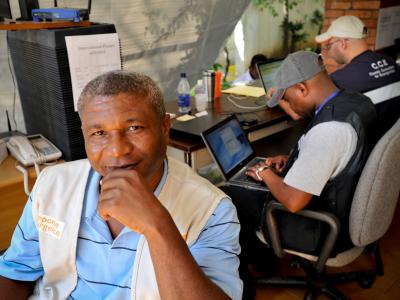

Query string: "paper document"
[376, 6, 400, 49]
[195, 110, 208, 117]
[176, 114, 196, 122]
[65, 33, 122, 111]
[222, 86, 265, 98]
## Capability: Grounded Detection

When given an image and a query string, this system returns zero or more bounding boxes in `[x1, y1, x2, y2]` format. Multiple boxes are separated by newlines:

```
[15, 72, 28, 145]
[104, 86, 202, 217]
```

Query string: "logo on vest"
[38, 215, 65, 239]
[369, 59, 396, 78]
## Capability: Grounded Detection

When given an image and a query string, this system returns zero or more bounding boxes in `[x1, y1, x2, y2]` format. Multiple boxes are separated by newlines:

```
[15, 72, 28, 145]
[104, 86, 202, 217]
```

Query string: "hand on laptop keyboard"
[236, 171, 259, 183]
[264, 155, 288, 173]
[246, 162, 273, 181]
[245, 155, 288, 181]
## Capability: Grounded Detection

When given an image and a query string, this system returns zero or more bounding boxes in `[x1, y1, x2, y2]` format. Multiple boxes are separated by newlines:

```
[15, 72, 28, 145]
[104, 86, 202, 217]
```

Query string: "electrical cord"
[33, 161, 41, 177]
[13, 142, 51, 195]
[227, 94, 267, 110]
[219, 107, 269, 115]
[31, 143, 49, 176]
[15, 164, 30, 196]
[15, 158, 57, 196]
[7, 40, 18, 130]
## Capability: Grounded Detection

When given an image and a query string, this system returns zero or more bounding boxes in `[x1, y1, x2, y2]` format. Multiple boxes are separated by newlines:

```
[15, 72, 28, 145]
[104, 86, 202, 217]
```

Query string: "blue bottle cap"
[180, 73, 186, 77]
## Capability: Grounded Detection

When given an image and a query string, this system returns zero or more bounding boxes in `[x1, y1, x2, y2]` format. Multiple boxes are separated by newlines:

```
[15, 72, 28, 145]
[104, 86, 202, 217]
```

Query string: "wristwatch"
[255, 165, 271, 181]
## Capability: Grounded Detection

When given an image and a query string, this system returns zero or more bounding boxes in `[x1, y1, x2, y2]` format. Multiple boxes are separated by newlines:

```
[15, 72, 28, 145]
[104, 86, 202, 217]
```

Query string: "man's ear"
[162, 113, 171, 144]
[340, 38, 348, 50]
[297, 82, 309, 97]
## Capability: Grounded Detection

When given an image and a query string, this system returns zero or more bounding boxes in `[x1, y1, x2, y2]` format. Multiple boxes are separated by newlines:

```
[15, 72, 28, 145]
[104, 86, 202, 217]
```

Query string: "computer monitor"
[256, 58, 284, 91]
[256, 58, 285, 108]
[0, 0, 12, 21]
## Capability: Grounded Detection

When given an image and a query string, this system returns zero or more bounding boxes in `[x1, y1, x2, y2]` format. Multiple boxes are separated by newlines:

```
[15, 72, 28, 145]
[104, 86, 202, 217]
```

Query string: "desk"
[166, 95, 295, 170]
[0, 20, 91, 30]
[0, 156, 39, 250]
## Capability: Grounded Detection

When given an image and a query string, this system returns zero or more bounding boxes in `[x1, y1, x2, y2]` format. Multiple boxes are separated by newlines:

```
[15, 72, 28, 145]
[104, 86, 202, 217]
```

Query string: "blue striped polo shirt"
[0, 160, 243, 299]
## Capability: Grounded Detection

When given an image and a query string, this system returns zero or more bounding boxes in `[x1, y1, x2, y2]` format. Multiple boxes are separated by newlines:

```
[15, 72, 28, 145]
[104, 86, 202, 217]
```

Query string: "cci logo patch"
[38, 215, 65, 239]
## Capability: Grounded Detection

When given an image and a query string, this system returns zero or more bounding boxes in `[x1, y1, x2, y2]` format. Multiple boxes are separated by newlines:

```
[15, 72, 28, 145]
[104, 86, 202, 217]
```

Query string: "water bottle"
[177, 73, 191, 114]
[194, 80, 207, 112]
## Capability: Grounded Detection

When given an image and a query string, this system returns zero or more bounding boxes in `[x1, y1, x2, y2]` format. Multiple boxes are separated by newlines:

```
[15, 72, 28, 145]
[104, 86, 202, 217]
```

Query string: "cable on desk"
[218, 107, 268, 115]
[227, 94, 267, 110]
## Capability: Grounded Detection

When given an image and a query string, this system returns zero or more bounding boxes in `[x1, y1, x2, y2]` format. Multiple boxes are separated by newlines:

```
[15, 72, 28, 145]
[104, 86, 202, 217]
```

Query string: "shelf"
[0, 20, 91, 30]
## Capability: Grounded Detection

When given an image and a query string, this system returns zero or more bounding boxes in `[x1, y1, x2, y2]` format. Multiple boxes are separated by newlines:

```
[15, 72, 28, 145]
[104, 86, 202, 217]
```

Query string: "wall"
[242, 0, 325, 58]
[216, 0, 325, 78]
[0, 0, 248, 133]
[0, 32, 22, 133]
[0, 0, 108, 134]
[323, 0, 386, 49]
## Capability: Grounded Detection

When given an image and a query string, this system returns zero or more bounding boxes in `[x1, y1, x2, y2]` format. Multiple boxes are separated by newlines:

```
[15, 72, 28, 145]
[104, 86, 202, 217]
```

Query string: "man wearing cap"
[315, 15, 400, 137]
[316, 15, 400, 92]
[273, 15, 400, 133]
[224, 51, 377, 299]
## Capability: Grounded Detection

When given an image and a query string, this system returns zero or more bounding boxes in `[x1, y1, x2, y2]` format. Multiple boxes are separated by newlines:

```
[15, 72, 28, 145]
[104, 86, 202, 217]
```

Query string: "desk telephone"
[6, 134, 62, 196]
[7, 134, 62, 166]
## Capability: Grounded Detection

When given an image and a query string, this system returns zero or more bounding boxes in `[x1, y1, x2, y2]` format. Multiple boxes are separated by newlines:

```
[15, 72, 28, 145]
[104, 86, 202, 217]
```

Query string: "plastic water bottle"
[177, 73, 191, 114]
[194, 80, 207, 112]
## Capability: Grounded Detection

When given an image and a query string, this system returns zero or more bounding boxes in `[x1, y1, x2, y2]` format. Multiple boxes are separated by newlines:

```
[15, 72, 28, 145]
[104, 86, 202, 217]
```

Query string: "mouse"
[239, 118, 258, 126]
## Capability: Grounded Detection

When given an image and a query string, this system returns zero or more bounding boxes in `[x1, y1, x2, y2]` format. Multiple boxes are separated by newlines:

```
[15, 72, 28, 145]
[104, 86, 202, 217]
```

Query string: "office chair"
[256, 118, 400, 300]
[364, 81, 400, 141]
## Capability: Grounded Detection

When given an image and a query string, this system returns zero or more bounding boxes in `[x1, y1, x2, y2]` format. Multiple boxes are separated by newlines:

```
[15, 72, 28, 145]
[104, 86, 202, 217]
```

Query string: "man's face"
[80, 93, 170, 183]
[249, 65, 259, 80]
[283, 85, 314, 118]
[320, 38, 346, 65]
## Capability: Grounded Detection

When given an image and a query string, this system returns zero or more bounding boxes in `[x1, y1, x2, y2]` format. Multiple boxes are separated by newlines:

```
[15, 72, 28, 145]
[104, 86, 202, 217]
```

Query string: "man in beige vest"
[0, 71, 242, 300]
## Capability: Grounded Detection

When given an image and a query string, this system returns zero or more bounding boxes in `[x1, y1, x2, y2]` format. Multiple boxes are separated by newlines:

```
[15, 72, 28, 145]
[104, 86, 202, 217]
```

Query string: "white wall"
[216, 0, 324, 78]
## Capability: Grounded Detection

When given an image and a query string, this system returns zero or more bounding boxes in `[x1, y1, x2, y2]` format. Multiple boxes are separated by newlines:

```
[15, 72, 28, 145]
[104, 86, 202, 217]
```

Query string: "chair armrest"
[265, 200, 341, 273]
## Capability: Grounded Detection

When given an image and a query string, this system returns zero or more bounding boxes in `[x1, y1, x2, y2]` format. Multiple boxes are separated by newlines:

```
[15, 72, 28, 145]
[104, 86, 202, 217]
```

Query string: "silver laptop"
[201, 114, 269, 191]
[256, 58, 285, 108]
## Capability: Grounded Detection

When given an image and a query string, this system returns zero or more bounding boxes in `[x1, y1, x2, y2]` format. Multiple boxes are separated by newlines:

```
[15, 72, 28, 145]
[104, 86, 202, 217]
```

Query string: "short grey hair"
[77, 70, 165, 120]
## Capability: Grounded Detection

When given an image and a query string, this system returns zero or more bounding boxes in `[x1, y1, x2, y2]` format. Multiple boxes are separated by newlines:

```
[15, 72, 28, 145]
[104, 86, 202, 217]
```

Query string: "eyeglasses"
[320, 39, 342, 51]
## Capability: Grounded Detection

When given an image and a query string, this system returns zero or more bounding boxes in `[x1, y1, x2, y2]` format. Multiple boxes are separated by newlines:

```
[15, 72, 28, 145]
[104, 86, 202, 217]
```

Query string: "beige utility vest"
[29, 157, 226, 300]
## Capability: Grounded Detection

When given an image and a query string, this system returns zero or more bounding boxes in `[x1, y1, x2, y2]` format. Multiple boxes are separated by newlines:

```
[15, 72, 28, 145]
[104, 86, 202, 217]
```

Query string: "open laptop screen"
[201, 115, 254, 177]
[256, 59, 283, 91]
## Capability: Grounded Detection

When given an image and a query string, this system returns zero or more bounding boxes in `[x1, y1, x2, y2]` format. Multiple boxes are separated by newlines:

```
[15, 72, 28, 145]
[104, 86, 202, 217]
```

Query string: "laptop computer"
[256, 58, 285, 108]
[201, 114, 269, 191]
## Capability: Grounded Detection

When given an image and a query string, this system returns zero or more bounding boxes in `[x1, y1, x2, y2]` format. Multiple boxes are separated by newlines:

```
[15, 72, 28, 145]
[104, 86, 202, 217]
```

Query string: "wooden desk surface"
[0, 156, 63, 250]
[0, 20, 91, 30]
[0, 156, 33, 250]
[0, 156, 36, 189]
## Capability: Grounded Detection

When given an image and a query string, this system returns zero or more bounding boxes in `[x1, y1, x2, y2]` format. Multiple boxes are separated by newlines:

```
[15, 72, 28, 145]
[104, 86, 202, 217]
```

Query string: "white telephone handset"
[7, 136, 37, 163]
[7, 134, 62, 166]
[7, 134, 62, 196]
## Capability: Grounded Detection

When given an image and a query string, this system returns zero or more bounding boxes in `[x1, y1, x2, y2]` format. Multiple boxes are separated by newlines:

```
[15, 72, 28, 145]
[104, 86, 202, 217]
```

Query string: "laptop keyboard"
[235, 171, 261, 184]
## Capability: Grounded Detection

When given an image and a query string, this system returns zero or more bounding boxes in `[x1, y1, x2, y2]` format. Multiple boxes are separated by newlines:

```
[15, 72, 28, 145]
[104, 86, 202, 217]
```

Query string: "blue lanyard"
[315, 90, 339, 115]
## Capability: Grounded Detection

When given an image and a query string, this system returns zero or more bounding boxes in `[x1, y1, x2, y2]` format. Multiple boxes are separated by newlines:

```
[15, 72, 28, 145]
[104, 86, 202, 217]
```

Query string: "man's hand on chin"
[98, 169, 170, 235]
